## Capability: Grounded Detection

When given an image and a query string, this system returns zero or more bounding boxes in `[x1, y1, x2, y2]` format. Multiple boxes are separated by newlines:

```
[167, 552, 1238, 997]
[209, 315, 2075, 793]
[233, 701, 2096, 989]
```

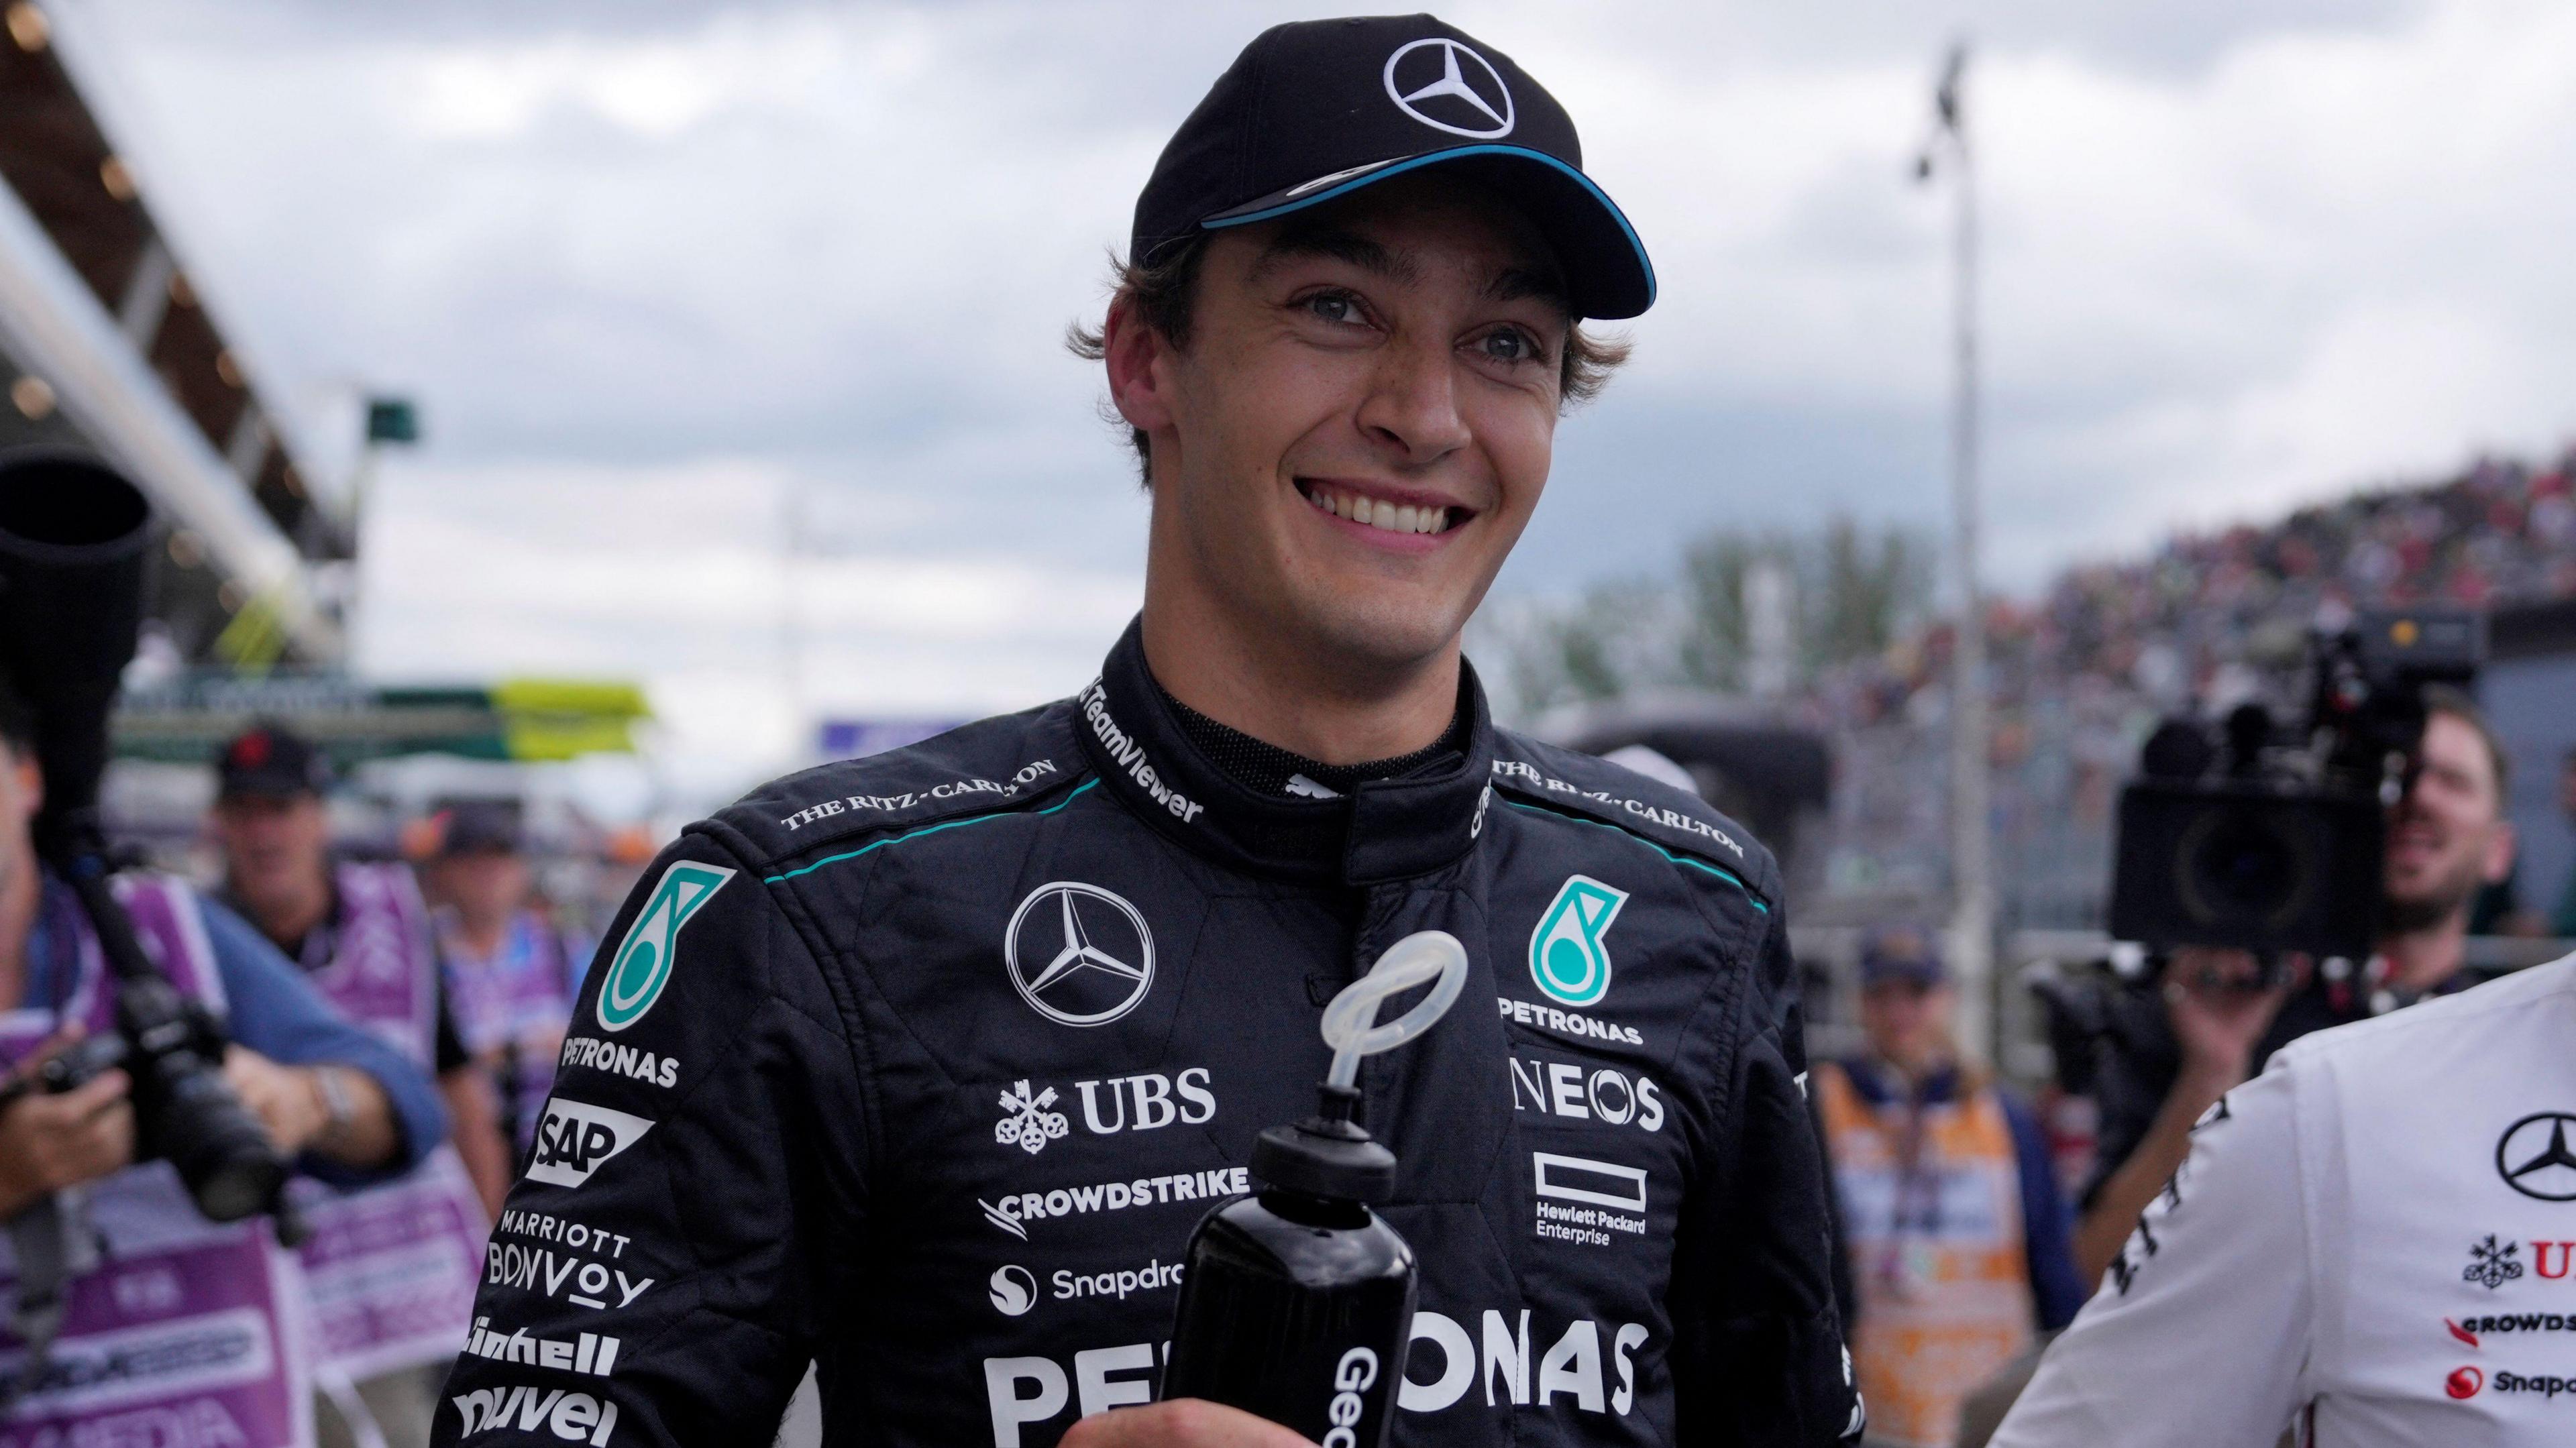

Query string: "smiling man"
[433, 16, 1862, 1448]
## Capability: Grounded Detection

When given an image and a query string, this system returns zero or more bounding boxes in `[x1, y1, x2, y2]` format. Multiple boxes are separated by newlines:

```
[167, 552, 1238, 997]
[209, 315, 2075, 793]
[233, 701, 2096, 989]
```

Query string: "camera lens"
[2177, 806, 2314, 929]
[191, 1154, 286, 1223]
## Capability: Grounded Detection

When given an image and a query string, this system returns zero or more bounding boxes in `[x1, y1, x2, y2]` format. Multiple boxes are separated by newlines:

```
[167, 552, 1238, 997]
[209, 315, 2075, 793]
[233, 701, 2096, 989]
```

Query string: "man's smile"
[1295, 476, 1473, 551]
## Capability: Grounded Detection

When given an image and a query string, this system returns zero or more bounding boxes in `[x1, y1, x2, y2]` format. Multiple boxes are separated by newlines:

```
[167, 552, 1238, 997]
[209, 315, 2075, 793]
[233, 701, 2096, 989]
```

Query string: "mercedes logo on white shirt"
[2496, 1112, 2576, 1202]
[1383, 38, 1515, 139]
[1004, 882, 1155, 1027]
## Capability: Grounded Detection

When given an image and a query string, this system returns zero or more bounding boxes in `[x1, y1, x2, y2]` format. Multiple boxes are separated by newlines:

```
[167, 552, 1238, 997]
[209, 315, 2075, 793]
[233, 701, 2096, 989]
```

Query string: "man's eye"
[1480, 330, 1537, 363]
[1304, 294, 1359, 325]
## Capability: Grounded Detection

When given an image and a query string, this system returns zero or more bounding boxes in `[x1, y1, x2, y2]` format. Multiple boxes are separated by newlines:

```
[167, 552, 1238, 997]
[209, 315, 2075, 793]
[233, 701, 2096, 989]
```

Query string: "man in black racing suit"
[435, 15, 1862, 1448]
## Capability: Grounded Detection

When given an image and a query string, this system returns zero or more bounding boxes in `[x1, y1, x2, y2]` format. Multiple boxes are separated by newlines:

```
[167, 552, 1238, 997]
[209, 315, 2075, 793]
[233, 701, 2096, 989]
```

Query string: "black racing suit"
[431, 620, 1863, 1447]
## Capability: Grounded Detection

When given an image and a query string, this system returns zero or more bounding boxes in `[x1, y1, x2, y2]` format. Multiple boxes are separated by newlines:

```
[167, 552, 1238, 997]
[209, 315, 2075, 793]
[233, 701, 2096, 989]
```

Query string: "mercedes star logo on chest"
[2497, 1111, 2576, 1203]
[1004, 881, 1155, 1027]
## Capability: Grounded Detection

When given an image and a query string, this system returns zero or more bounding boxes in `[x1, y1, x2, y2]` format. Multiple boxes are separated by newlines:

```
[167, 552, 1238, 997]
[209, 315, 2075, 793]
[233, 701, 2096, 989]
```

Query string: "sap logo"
[1509, 1058, 1664, 1133]
[463, 1319, 621, 1377]
[559, 1037, 679, 1090]
[485, 1243, 653, 1312]
[1076, 1069, 1217, 1135]
[527, 1100, 654, 1188]
[451, 1384, 620, 1443]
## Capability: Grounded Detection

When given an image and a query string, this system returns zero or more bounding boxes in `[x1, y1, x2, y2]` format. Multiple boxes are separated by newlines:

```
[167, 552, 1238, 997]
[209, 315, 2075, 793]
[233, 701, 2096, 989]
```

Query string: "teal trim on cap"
[1200, 144, 1656, 313]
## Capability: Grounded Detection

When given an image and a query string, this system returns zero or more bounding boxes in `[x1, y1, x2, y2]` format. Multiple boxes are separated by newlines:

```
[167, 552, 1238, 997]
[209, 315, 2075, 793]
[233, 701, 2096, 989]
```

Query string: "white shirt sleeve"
[1990, 1059, 2314, 1448]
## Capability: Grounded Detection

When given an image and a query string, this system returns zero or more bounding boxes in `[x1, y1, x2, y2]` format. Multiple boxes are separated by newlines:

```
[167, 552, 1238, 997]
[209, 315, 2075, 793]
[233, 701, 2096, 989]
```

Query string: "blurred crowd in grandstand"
[1499, 445, 2576, 936]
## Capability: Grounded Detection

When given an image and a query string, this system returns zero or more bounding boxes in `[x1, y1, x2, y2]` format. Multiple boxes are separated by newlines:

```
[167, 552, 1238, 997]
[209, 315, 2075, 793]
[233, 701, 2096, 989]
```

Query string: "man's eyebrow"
[1251, 226, 1419, 286]
[1485, 266, 1569, 311]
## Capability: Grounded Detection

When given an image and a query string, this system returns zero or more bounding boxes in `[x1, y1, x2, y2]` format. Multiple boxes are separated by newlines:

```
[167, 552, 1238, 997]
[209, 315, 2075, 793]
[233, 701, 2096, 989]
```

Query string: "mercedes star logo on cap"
[1004, 882, 1155, 1027]
[2496, 1111, 2576, 1202]
[1383, 37, 1515, 139]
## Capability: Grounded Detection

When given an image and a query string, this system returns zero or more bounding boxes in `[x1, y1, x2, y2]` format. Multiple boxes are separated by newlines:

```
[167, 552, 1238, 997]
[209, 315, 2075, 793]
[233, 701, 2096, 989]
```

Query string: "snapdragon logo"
[1529, 877, 1628, 1007]
[596, 861, 734, 1032]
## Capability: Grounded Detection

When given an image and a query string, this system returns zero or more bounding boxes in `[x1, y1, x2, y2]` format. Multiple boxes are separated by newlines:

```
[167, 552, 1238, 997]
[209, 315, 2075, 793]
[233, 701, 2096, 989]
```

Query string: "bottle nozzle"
[1321, 931, 1468, 1091]
[1250, 933, 1471, 1205]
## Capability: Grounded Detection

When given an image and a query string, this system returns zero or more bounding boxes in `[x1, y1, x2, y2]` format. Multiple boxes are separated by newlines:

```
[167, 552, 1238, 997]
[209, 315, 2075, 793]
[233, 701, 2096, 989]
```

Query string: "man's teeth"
[1305, 487, 1452, 535]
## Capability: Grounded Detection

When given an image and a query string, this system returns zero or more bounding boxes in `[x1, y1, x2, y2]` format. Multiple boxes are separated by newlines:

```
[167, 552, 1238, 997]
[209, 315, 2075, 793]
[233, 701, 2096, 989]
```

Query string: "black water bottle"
[1163, 932, 1468, 1448]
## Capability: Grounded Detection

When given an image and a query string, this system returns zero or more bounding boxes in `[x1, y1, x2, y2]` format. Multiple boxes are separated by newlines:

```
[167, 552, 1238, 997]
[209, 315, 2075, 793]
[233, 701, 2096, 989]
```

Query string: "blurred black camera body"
[2108, 606, 2484, 962]
[0, 453, 297, 1238]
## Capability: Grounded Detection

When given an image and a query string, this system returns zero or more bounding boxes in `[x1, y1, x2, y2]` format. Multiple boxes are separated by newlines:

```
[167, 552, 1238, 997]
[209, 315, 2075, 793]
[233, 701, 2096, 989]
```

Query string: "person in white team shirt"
[1989, 952, 2576, 1447]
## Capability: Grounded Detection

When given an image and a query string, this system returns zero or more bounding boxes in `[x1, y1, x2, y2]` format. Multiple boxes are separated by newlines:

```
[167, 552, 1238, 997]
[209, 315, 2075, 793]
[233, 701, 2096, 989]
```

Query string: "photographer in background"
[1815, 930, 2084, 1448]
[0, 681, 448, 1444]
[2068, 687, 2516, 1286]
[209, 722, 507, 1448]
[1991, 687, 2569, 1448]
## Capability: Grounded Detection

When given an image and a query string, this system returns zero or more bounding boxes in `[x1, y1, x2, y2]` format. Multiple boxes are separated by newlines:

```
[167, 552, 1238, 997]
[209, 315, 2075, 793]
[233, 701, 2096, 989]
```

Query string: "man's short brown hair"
[2424, 684, 2509, 807]
[1066, 235, 1631, 485]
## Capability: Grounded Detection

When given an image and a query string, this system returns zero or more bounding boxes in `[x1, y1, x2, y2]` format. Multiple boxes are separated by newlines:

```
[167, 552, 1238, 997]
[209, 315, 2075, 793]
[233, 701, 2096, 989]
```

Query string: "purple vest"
[440, 910, 584, 1154]
[286, 862, 488, 1381]
[0, 875, 313, 1448]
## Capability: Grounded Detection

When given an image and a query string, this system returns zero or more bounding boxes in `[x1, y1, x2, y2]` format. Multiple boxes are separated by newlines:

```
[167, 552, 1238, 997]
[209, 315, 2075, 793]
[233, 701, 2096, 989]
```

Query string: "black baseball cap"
[1132, 14, 1654, 320]
[429, 797, 525, 857]
[217, 722, 332, 799]
[1860, 927, 1949, 990]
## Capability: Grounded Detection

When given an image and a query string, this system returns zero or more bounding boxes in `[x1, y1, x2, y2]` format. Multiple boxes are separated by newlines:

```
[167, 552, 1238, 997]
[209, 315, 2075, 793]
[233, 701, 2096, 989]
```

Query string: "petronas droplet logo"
[1529, 875, 1629, 1007]
[598, 861, 738, 1033]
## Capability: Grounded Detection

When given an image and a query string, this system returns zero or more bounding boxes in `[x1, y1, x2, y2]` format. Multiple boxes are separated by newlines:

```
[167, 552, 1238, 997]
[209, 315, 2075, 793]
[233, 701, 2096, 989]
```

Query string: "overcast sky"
[54, 0, 2576, 801]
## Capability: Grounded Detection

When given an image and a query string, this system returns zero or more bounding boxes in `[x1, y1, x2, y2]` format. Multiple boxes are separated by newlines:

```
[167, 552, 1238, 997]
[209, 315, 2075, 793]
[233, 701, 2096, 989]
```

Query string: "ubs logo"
[2497, 1113, 2576, 1202]
[1004, 883, 1155, 1027]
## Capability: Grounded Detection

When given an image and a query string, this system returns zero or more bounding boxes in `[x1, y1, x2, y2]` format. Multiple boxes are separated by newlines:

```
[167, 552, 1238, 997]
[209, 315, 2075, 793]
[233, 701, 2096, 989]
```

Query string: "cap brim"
[1200, 145, 1655, 321]
[218, 778, 319, 801]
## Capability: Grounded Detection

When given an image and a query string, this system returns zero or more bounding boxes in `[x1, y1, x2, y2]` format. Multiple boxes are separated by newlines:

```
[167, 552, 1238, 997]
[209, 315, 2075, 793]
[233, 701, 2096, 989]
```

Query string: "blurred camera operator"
[2068, 689, 2517, 1287]
[0, 684, 447, 1445]
[208, 723, 507, 1448]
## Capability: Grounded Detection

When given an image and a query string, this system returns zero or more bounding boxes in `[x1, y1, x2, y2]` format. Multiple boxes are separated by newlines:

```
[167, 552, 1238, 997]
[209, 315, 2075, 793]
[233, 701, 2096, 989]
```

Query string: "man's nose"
[1355, 336, 1472, 466]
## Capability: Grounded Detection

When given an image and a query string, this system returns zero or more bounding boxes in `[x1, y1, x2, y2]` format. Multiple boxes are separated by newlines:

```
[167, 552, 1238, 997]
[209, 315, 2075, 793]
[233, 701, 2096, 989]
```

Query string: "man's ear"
[1103, 298, 1175, 437]
[11, 750, 40, 819]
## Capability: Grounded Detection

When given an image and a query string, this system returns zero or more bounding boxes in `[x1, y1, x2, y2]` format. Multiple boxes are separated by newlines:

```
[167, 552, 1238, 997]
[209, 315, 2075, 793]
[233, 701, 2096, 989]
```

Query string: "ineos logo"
[1382, 38, 1514, 140]
[1004, 883, 1155, 1027]
[2497, 1113, 2576, 1203]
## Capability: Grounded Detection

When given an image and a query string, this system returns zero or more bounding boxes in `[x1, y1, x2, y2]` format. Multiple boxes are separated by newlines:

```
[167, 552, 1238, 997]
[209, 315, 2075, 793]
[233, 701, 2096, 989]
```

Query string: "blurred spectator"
[0, 691, 442, 1448]
[208, 724, 506, 1448]
[426, 798, 591, 1157]
[1812, 928, 2085, 1448]
[2553, 746, 2576, 937]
